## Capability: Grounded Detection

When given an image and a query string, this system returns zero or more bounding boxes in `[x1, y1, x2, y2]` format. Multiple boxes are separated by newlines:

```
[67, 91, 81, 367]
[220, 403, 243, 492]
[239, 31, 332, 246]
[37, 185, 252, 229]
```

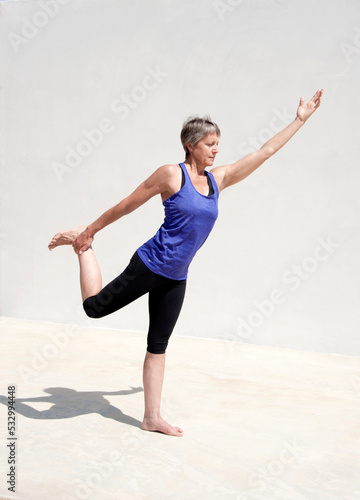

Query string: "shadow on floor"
[0, 386, 144, 429]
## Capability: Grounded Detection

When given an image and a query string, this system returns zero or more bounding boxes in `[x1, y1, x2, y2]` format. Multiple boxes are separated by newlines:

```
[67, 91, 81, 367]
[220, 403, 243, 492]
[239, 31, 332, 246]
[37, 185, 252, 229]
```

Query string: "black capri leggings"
[82, 252, 187, 354]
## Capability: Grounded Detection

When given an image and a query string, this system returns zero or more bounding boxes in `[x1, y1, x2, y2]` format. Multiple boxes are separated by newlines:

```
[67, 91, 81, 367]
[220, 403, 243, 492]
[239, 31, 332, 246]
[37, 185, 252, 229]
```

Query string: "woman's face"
[188, 133, 219, 166]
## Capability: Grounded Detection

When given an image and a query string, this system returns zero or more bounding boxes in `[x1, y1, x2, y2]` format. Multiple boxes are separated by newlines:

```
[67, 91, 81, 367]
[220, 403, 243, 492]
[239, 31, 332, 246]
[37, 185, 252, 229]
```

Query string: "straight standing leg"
[142, 352, 183, 436]
[142, 278, 186, 436]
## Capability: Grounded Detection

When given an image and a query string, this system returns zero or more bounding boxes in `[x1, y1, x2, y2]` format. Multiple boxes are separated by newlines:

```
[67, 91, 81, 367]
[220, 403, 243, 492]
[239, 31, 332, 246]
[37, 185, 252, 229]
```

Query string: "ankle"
[144, 410, 161, 420]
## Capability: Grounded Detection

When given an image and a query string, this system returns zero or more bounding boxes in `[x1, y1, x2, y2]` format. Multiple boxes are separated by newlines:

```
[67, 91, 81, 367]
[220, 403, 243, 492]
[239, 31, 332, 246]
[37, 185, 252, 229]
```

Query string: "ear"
[186, 142, 193, 154]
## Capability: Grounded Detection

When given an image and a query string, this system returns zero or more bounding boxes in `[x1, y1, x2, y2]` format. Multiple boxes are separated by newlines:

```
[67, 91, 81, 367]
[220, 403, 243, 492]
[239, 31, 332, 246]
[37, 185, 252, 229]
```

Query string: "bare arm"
[72, 164, 176, 255]
[211, 89, 324, 191]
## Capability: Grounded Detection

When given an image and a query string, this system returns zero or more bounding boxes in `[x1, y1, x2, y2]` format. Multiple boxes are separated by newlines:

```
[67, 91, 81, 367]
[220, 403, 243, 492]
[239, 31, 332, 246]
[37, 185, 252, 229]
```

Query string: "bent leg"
[82, 252, 157, 319]
[79, 247, 102, 301]
[48, 224, 102, 302]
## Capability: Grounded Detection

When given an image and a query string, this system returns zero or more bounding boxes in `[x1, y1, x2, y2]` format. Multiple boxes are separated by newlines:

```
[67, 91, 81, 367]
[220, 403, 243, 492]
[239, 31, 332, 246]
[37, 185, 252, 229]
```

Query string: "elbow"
[260, 146, 275, 161]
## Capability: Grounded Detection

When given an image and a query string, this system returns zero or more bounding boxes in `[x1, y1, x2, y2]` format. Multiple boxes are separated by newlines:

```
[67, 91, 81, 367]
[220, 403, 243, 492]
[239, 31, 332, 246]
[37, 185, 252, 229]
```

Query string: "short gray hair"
[180, 115, 220, 157]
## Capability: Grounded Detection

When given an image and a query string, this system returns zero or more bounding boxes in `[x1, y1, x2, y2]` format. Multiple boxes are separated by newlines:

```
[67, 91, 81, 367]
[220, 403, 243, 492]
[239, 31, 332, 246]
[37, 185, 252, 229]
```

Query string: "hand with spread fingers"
[296, 88, 324, 123]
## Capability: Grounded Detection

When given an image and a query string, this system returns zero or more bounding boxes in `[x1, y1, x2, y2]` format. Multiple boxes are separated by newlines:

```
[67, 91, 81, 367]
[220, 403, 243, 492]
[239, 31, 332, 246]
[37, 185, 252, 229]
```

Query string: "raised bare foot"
[48, 225, 87, 251]
[142, 416, 183, 437]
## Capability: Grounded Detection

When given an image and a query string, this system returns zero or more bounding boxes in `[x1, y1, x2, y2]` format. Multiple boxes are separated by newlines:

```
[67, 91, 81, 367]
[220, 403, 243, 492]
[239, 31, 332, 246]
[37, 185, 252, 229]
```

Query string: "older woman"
[48, 89, 323, 436]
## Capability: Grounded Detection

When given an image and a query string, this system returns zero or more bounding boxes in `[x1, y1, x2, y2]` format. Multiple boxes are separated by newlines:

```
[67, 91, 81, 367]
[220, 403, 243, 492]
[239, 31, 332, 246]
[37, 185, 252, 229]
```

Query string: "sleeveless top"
[137, 162, 219, 280]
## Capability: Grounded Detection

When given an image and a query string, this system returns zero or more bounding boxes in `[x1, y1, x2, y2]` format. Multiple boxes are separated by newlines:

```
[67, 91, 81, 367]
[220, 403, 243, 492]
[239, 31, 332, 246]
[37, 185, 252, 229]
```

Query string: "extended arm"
[72, 164, 175, 254]
[211, 89, 324, 191]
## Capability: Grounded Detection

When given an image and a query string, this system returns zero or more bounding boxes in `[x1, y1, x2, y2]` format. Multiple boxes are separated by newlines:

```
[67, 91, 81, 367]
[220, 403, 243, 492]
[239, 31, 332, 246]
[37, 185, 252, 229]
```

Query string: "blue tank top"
[137, 162, 219, 280]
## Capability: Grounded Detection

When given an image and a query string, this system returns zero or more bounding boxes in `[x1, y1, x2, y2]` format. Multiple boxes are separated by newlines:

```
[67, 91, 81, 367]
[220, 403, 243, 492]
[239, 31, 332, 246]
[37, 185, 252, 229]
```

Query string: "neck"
[184, 157, 207, 176]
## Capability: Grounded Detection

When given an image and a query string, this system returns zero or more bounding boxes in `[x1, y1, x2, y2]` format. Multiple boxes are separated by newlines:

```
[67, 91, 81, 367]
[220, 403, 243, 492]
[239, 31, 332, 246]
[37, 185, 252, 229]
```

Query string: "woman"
[48, 89, 324, 436]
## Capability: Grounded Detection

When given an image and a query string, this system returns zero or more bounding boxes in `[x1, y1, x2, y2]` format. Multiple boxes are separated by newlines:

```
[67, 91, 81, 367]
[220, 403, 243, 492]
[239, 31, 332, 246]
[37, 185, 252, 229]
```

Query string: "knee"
[83, 297, 104, 319]
[147, 339, 168, 355]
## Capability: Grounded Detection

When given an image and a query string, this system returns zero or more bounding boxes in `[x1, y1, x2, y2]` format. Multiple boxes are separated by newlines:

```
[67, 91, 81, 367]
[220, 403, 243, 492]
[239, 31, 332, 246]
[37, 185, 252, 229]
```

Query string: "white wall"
[1, 0, 359, 355]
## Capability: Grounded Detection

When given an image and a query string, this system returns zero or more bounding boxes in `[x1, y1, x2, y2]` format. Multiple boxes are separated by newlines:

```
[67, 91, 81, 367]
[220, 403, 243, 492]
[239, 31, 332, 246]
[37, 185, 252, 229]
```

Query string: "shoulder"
[145, 164, 179, 182]
[151, 163, 181, 185]
[144, 164, 182, 196]
[209, 164, 228, 192]
[156, 163, 181, 177]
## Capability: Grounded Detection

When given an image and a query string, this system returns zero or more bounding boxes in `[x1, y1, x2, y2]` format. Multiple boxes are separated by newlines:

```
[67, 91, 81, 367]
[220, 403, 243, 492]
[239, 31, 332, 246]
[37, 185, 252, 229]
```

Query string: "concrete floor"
[0, 317, 359, 500]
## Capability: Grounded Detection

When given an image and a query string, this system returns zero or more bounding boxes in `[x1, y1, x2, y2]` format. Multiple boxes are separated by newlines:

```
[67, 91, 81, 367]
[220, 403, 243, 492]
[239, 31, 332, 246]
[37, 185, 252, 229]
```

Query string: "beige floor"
[0, 317, 359, 500]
